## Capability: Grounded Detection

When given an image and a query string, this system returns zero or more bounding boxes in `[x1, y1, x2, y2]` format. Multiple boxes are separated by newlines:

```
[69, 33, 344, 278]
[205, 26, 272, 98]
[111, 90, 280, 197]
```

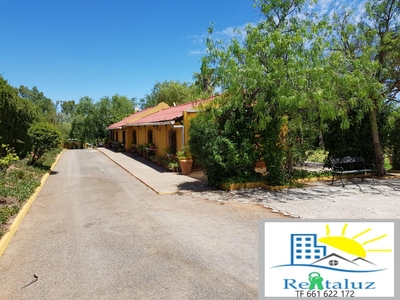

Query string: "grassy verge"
[0, 148, 62, 238]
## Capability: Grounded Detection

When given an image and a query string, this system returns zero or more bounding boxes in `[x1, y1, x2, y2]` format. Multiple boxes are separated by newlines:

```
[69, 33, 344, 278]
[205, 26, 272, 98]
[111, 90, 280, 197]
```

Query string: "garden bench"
[330, 156, 376, 187]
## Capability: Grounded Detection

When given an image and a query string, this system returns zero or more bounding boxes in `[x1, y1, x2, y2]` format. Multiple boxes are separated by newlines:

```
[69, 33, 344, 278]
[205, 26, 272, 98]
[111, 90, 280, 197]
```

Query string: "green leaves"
[27, 122, 61, 165]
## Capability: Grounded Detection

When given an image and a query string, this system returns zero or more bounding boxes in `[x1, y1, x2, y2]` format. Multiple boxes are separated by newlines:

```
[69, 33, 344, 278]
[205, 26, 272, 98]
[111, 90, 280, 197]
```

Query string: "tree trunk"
[370, 107, 385, 176]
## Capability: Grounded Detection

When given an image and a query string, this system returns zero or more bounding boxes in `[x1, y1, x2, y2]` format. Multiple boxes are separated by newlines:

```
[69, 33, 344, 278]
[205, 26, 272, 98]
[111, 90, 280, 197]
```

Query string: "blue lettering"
[299, 282, 309, 289]
[284, 279, 297, 289]
[351, 282, 363, 289]
[365, 282, 376, 289]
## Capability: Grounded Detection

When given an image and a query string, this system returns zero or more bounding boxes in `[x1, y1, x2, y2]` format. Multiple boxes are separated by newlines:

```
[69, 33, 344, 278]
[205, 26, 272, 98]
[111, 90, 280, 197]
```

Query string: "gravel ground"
[193, 176, 400, 219]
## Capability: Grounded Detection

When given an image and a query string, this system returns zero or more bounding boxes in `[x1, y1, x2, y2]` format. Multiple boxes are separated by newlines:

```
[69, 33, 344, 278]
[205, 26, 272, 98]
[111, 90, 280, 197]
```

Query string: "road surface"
[0, 149, 283, 300]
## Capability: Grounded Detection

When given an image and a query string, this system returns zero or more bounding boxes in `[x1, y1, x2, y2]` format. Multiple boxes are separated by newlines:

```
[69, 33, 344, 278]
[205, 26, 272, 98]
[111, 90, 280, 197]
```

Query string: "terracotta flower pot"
[179, 159, 193, 175]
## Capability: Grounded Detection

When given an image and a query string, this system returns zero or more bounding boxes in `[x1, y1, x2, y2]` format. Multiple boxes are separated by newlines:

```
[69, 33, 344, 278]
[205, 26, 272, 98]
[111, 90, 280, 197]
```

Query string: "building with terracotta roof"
[107, 102, 169, 147]
[107, 96, 215, 158]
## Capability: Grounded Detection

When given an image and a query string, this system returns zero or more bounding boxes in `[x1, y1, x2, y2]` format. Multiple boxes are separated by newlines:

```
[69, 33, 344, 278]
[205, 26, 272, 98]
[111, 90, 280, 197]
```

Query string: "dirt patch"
[0, 197, 19, 206]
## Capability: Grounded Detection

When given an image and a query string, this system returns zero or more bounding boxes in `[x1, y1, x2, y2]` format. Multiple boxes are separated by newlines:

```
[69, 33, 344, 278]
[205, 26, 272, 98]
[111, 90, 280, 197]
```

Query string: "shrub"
[27, 122, 61, 165]
[189, 102, 260, 187]
[0, 144, 19, 174]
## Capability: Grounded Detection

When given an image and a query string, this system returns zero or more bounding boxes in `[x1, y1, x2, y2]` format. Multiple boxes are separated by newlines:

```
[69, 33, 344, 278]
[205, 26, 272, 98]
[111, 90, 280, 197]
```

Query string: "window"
[305, 237, 311, 241]
[296, 237, 302, 241]
[315, 256, 321, 259]
[305, 256, 311, 259]
[305, 244, 311, 247]
[305, 250, 311, 253]
[132, 130, 137, 146]
[168, 130, 177, 153]
[122, 131, 126, 144]
[296, 250, 302, 253]
[315, 249, 320, 253]
[296, 244, 302, 247]
[147, 129, 153, 144]
[329, 260, 339, 266]
[296, 256, 302, 259]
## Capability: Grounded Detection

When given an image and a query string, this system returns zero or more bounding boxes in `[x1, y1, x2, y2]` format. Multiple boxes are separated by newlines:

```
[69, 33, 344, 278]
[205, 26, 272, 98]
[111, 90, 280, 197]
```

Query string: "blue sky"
[1, 0, 365, 103]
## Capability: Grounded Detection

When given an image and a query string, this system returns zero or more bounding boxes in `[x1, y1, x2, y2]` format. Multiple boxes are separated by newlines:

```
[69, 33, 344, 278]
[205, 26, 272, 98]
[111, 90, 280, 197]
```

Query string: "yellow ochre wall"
[110, 102, 169, 148]
[110, 102, 204, 157]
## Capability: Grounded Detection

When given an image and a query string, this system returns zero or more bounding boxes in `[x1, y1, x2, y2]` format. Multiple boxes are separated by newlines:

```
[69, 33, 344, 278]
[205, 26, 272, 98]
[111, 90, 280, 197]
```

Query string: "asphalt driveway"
[0, 149, 282, 300]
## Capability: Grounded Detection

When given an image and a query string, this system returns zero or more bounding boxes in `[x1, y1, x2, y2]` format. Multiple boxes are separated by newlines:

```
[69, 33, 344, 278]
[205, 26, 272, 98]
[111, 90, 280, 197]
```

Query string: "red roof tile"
[107, 103, 168, 129]
[127, 96, 215, 126]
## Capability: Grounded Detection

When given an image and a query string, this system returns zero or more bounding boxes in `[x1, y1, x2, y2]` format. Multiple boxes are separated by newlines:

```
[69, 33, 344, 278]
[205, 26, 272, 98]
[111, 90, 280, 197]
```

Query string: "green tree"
[109, 94, 135, 124]
[70, 96, 95, 146]
[325, 0, 400, 175]
[27, 122, 61, 165]
[18, 85, 56, 124]
[140, 80, 210, 109]
[61, 100, 76, 116]
[93, 96, 112, 142]
[197, 0, 329, 184]
[0, 77, 39, 156]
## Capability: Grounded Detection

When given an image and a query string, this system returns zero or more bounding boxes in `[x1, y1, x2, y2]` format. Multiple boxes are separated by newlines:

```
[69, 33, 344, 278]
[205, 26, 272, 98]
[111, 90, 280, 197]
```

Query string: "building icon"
[291, 234, 326, 265]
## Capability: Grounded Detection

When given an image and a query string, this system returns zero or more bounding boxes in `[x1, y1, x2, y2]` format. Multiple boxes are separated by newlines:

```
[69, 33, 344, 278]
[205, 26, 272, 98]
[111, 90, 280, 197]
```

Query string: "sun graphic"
[318, 224, 392, 258]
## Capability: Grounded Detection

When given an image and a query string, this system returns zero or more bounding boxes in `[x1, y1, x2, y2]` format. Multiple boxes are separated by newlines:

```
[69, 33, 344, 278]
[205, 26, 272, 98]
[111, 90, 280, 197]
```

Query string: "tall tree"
[93, 96, 112, 142]
[0, 77, 39, 156]
[61, 100, 76, 116]
[70, 96, 95, 146]
[18, 85, 56, 123]
[328, 0, 400, 175]
[109, 94, 135, 123]
[198, 0, 330, 184]
[140, 80, 209, 109]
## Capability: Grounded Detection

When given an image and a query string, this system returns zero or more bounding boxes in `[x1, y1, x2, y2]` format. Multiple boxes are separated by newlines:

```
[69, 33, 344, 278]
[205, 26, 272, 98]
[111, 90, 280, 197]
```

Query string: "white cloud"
[188, 50, 206, 56]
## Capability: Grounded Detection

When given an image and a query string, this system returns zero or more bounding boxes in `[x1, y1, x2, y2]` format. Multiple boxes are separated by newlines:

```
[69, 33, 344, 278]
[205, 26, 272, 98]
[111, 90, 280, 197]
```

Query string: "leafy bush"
[27, 122, 61, 165]
[0, 144, 19, 173]
[189, 102, 260, 187]
[0, 205, 20, 225]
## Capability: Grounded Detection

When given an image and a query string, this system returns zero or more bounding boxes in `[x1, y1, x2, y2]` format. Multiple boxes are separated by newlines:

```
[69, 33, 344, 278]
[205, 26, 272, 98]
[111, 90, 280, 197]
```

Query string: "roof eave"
[125, 121, 176, 127]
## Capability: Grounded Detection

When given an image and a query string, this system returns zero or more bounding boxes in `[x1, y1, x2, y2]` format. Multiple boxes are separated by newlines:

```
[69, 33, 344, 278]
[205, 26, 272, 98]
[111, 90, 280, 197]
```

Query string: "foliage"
[167, 160, 180, 172]
[18, 85, 56, 124]
[139, 80, 211, 109]
[0, 76, 40, 157]
[0, 205, 20, 225]
[109, 94, 136, 124]
[194, 0, 329, 186]
[191, 0, 399, 185]
[70, 95, 135, 145]
[325, 0, 400, 175]
[189, 99, 260, 187]
[389, 116, 400, 169]
[27, 122, 62, 165]
[176, 145, 192, 160]
[0, 144, 19, 174]
[61, 100, 76, 116]
[0, 148, 60, 237]
[323, 109, 390, 165]
[220, 173, 263, 188]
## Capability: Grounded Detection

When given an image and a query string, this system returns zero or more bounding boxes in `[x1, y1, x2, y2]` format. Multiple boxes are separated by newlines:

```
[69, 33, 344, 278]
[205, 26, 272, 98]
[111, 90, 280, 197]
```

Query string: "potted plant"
[176, 145, 193, 175]
[168, 160, 180, 172]
[164, 147, 174, 158]
[137, 144, 145, 157]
